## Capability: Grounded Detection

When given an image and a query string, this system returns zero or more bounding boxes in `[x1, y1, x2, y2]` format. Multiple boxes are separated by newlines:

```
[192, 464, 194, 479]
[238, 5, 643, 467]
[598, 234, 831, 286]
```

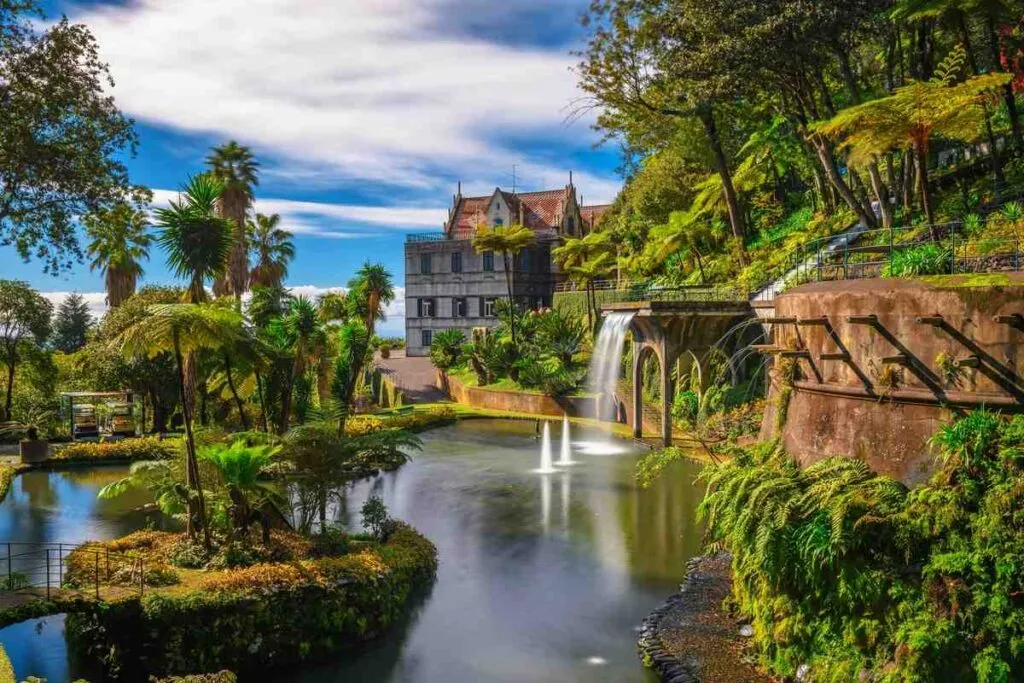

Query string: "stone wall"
[762, 275, 1024, 485]
[442, 373, 597, 417]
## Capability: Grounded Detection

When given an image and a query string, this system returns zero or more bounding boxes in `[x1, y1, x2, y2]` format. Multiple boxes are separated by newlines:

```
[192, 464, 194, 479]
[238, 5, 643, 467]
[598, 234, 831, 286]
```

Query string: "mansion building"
[404, 179, 610, 356]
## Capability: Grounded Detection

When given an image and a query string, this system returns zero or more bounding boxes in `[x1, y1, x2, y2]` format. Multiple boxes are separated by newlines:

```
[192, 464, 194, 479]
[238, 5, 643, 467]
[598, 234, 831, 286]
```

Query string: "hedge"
[0, 465, 14, 505]
[49, 436, 177, 464]
[65, 524, 438, 679]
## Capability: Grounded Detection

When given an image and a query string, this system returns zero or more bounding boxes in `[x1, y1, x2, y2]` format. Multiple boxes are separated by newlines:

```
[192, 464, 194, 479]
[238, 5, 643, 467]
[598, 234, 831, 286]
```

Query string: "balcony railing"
[406, 232, 447, 243]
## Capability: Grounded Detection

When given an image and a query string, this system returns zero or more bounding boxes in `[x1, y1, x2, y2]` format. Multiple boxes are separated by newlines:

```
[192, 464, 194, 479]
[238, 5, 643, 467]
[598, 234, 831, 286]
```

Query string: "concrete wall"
[442, 373, 598, 418]
[762, 275, 1024, 484]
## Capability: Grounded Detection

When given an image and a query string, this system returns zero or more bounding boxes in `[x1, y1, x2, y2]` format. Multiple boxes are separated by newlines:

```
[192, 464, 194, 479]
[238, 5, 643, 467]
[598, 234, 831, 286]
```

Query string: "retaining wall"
[761, 275, 1024, 485]
[441, 373, 598, 418]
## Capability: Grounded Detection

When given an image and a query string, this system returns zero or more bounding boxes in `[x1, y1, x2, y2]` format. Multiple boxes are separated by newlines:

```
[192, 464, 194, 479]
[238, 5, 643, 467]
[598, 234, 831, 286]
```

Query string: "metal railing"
[406, 232, 447, 243]
[0, 541, 147, 600]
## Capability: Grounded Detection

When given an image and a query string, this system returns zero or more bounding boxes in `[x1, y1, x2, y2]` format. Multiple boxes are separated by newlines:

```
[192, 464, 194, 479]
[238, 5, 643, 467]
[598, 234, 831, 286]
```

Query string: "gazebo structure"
[60, 391, 140, 440]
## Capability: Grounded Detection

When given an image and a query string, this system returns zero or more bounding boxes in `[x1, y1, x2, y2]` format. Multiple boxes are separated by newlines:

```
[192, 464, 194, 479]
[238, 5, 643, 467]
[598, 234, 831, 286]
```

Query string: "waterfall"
[587, 312, 635, 421]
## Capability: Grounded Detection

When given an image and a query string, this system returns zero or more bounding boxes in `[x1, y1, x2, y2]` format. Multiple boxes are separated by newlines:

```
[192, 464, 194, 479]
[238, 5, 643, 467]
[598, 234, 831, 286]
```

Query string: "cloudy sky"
[5, 0, 621, 337]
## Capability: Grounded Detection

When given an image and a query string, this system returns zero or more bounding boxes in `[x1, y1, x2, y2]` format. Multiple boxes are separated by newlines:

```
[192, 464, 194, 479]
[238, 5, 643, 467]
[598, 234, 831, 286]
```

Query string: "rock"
[738, 624, 754, 638]
[796, 663, 811, 681]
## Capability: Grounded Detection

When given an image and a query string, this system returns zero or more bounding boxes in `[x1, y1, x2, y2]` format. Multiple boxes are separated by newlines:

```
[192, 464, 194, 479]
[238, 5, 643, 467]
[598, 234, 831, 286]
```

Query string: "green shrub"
[152, 671, 236, 683]
[52, 436, 176, 463]
[702, 413, 1024, 681]
[0, 465, 15, 504]
[884, 243, 953, 277]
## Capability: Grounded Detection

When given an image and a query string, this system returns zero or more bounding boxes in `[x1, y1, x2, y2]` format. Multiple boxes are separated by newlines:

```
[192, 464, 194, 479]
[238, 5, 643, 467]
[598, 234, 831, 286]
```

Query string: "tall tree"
[85, 202, 152, 308]
[271, 296, 327, 433]
[472, 223, 536, 344]
[116, 303, 243, 551]
[206, 141, 259, 298]
[51, 293, 93, 353]
[0, 1, 139, 275]
[154, 175, 233, 305]
[346, 262, 395, 337]
[247, 213, 294, 289]
[330, 319, 370, 435]
[0, 280, 52, 421]
[816, 46, 1011, 231]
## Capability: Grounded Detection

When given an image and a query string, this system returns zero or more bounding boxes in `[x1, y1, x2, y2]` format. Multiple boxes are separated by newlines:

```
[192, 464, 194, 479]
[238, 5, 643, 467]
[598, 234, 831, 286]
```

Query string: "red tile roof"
[446, 187, 571, 237]
[581, 204, 612, 231]
[447, 196, 490, 236]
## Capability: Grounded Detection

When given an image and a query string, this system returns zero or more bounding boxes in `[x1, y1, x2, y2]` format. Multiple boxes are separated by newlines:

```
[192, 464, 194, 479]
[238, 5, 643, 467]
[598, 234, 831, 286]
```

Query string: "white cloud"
[40, 287, 408, 338]
[149, 190, 447, 238]
[73, 0, 612, 197]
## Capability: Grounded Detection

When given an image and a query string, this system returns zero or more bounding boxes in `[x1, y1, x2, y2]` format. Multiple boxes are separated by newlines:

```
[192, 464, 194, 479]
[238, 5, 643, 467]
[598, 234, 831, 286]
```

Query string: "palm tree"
[198, 440, 282, 544]
[115, 303, 244, 551]
[248, 213, 294, 289]
[206, 141, 260, 298]
[815, 46, 1011, 232]
[330, 319, 370, 435]
[347, 262, 394, 337]
[154, 174, 233, 304]
[472, 223, 536, 343]
[271, 296, 327, 433]
[84, 203, 152, 308]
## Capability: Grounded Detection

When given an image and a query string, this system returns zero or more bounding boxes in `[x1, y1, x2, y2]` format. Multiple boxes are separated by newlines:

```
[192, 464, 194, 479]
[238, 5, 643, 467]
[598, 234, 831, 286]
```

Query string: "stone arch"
[631, 338, 675, 446]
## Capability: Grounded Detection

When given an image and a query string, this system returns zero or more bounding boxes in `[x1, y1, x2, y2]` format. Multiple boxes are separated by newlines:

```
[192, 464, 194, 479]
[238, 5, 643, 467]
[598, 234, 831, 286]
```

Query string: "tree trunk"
[958, 13, 1006, 185]
[3, 359, 14, 422]
[174, 333, 211, 551]
[809, 135, 878, 229]
[697, 106, 746, 259]
[503, 250, 516, 344]
[916, 142, 937, 238]
[902, 149, 916, 212]
[149, 391, 169, 433]
[867, 161, 894, 229]
[255, 370, 270, 433]
[987, 15, 1023, 153]
[223, 353, 249, 429]
[278, 355, 300, 435]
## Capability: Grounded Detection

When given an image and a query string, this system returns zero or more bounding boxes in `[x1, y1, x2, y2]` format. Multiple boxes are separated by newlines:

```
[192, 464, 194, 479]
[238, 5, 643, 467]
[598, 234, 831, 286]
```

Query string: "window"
[451, 252, 462, 273]
[566, 216, 575, 235]
[483, 297, 497, 317]
[417, 298, 435, 317]
[494, 218, 504, 226]
[453, 297, 467, 318]
[421, 330, 432, 348]
[420, 253, 432, 274]
[519, 249, 531, 273]
[483, 251, 494, 271]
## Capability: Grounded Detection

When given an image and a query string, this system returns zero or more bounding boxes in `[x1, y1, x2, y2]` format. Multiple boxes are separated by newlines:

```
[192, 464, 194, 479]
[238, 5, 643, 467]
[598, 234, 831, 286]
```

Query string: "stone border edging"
[637, 554, 705, 683]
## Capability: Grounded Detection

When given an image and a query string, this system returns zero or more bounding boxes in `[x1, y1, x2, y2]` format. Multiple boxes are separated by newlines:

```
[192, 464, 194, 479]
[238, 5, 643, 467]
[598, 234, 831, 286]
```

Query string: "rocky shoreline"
[637, 552, 766, 683]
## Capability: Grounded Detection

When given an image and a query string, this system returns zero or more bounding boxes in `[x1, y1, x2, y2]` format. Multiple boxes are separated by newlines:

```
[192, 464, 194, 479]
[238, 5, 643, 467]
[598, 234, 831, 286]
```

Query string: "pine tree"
[51, 292, 93, 353]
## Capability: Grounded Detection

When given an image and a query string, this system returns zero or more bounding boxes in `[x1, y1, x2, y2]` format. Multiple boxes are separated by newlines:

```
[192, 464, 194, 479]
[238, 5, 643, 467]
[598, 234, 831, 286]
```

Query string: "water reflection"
[0, 466, 167, 682]
[290, 419, 705, 683]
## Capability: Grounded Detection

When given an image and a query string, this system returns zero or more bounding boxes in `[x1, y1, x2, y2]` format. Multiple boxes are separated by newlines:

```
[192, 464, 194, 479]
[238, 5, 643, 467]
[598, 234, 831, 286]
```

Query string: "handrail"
[0, 540, 147, 599]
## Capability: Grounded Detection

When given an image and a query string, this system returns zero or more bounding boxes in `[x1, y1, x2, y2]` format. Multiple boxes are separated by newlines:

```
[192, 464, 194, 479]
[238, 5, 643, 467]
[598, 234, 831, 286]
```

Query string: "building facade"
[404, 180, 610, 356]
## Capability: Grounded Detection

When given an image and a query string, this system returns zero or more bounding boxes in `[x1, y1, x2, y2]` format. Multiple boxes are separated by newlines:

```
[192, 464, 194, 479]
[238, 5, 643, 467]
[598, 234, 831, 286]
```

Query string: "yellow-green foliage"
[0, 643, 13, 683]
[53, 436, 177, 463]
[346, 406, 455, 436]
[702, 412, 1024, 681]
[0, 465, 15, 505]
[64, 524, 437, 679]
[152, 673, 236, 683]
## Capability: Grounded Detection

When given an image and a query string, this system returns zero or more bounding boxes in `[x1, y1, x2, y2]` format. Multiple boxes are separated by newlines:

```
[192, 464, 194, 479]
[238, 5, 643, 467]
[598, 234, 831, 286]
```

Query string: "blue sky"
[6, 0, 621, 337]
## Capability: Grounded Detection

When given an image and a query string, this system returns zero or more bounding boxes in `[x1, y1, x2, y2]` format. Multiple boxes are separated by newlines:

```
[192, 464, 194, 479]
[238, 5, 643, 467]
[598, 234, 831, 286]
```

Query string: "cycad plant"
[429, 328, 465, 380]
[85, 203, 152, 308]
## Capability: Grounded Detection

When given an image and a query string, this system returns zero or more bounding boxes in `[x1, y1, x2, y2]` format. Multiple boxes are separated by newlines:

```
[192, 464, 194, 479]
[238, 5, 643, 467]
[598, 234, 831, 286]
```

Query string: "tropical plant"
[330, 319, 370, 435]
[85, 203, 152, 308]
[98, 460, 189, 518]
[154, 174, 234, 304]
[0, 280, 52, 421]
[198, 439, 282, 543]
[270, 296, 327, 432]
[115, 303, 244, 550]
[429, 329, 465, 374]
[316, 292, 348, 323]
[206, 141, 260, 298]
[472, 223, 536, 343]
[815, 45, 1012, 232]
[247, 213, 294, 289]
[347, 262, 395, 337]
[566, 252, 615, 332]
[883, 243, 953, 277]
[535, 310, 585, 366]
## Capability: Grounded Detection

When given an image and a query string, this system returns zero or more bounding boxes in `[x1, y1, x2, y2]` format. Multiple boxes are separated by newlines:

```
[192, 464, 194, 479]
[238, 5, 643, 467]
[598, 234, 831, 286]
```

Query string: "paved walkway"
[374, 350, 448, 403]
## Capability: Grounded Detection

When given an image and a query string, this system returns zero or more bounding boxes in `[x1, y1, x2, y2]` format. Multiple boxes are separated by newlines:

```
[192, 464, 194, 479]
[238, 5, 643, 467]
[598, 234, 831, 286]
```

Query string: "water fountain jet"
[532, 422, 557, 474]
[556, 415, 579, 466]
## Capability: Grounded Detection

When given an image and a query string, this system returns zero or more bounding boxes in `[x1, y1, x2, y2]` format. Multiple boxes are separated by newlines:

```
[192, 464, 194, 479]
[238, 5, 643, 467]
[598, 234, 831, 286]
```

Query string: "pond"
[0, 420, 706, 682]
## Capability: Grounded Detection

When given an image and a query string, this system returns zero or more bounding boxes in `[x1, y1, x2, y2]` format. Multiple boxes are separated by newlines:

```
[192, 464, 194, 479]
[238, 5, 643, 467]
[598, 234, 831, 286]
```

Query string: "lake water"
[0, 420, 706, 682]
